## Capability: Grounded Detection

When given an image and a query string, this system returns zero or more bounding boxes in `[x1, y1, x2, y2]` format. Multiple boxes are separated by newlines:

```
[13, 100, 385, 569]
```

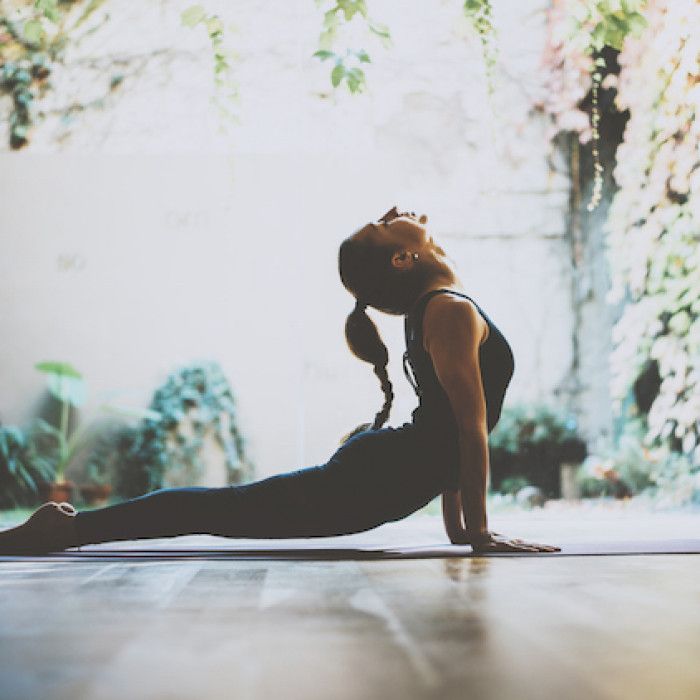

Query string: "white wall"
[0, 0, 583, 480]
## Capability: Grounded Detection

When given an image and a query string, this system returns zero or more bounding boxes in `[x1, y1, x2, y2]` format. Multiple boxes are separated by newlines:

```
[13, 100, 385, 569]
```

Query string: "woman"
[0, 207, 559, 555]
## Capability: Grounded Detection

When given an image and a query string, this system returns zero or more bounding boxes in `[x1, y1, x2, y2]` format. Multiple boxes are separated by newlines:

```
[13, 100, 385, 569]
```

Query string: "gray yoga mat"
[2, 539, 699, 561]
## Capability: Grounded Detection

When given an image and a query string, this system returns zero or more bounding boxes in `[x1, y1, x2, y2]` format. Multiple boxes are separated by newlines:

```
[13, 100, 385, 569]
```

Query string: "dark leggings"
[73, 423, 455, 546]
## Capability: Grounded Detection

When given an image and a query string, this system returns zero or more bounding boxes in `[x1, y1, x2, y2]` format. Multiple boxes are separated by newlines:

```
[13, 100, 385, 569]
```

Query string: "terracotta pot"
[78, 483, 113, 506]
[38, 480, 75, 504]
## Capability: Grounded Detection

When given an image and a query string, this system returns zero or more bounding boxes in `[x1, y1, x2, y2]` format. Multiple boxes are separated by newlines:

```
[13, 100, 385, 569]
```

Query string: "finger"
[506, 542, 539, 552]
[531, 543, 559, 550]
[484, 541, 532, 553]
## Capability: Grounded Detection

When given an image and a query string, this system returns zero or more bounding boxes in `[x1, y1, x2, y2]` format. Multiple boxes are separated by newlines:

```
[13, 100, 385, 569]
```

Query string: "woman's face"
[358, 209, 431, 253]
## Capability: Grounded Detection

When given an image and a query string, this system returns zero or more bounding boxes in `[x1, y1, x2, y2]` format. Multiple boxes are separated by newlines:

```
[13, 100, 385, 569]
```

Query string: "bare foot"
[0, 501, 79, 554]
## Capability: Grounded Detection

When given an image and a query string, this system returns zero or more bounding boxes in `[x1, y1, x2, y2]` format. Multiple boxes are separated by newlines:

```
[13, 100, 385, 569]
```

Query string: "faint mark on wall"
[164, 210, 211, 231]
[57, 253, 86, 271]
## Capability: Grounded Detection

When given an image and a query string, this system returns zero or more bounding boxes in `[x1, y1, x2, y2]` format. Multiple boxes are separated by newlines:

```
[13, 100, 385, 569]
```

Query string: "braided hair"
[338, 233, 397, 444]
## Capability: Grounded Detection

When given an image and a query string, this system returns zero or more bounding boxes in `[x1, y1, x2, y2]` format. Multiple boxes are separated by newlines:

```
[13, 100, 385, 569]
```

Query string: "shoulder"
[423, 292, 482, 328]
[422, 292, 488, 353]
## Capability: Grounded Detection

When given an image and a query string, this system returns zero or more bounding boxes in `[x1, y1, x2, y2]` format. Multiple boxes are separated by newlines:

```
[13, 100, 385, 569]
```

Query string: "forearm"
[457, 429, 489, 536]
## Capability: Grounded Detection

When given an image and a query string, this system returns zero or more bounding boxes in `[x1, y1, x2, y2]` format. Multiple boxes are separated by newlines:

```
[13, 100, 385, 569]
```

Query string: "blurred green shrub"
[498, 475, 531, 496]
[0, 424, 54, 508]
[489, 402, 588, 498]
[115, 361, 254, 498]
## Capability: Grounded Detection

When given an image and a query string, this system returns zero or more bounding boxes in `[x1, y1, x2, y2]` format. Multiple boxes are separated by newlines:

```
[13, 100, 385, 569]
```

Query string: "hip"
[329, 421, 459, 492]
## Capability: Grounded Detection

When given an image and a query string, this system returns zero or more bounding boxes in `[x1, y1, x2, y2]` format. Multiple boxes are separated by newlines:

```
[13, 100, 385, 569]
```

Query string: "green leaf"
[331, 63, 345, 88]
[313, 50, 335, 61]
[35, 361, 82, 379]
[590, 23, 606, 51]
[318, 28, 336, 52]
[338, 0, 363, 22]
[6, 456, 18, 475]
[605, 28, 625, 51]
[46, 373, 86, 407]
[35, 0, 60, 22]
[355, 49, 371, 63]
[23, 20, 44, 44]
[205, 16, 224, 36]
[323, 8, 340, 30]
[18, 463, 37, 491]
[33, 418, 61, 440]
[345, 66, 366, 94]
[621, 0, 646, 12]
[181, 4, 206, 28]
[626, 12, 648, 36]
[368, 22, 390, 39]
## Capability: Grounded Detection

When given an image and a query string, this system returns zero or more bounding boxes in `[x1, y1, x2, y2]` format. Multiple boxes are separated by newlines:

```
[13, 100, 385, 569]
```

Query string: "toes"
[58, 502, 76, 514]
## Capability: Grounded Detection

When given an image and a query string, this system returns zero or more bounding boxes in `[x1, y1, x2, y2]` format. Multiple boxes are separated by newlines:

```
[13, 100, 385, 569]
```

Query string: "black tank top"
[403, 288, 515, 440]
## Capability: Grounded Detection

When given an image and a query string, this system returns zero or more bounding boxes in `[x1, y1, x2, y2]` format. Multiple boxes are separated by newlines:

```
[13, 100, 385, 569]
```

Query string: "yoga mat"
[2, 539, 699, 561]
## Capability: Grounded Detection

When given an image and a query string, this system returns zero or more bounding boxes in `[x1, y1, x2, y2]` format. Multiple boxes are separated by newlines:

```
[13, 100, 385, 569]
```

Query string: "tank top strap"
[408, 287, 477, 319]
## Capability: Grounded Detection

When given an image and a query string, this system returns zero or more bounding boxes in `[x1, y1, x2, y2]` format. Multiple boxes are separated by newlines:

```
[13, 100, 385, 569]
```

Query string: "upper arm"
[422, 295, 488, 435]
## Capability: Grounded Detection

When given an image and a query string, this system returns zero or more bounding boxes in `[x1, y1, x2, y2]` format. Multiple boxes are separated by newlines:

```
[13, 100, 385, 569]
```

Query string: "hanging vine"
[539, 0, 648, 211]
[541, 0, 699, 470]
[462, 0, 497, 96]
[606, 0, 700, 465]
[312, 0, 390, 94]
[0, 0, 108, 148]
[180, 4, 239, 122]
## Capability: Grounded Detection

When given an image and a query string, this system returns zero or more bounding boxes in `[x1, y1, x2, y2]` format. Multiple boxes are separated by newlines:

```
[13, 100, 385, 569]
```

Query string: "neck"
[408, 258, 463, 309]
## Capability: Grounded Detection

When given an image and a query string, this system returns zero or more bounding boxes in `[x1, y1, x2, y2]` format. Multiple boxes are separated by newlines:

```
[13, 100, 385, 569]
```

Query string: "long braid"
[339, 300, 394, 444]
[371, 363, 394, 430]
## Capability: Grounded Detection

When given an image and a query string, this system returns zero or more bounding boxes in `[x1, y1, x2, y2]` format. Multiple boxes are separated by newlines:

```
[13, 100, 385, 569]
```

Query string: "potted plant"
[8, 361, 163, 506]
[31, 361, 87, 503]
[78, 462, 114, 506]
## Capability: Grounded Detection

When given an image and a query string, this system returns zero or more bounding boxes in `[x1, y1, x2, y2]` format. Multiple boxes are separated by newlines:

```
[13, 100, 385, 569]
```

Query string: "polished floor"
[1, 511, 699, 700]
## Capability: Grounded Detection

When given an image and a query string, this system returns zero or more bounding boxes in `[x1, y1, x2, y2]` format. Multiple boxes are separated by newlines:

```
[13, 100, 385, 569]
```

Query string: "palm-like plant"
[32, 361, 87, 484]
[0, 424, 55, 507]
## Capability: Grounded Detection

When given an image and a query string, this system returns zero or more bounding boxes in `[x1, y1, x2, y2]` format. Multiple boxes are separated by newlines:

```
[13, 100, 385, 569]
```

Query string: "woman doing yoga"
[0, 207, 559, 554]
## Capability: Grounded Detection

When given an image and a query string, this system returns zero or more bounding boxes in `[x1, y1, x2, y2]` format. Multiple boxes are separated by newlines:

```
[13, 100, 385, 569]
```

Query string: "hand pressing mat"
[2, 539, 700, 561]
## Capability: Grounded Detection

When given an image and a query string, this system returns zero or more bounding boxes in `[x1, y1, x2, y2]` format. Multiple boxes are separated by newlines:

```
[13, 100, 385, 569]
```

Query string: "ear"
[390, 250, 414, 271]
[419, 214, 428, 224]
